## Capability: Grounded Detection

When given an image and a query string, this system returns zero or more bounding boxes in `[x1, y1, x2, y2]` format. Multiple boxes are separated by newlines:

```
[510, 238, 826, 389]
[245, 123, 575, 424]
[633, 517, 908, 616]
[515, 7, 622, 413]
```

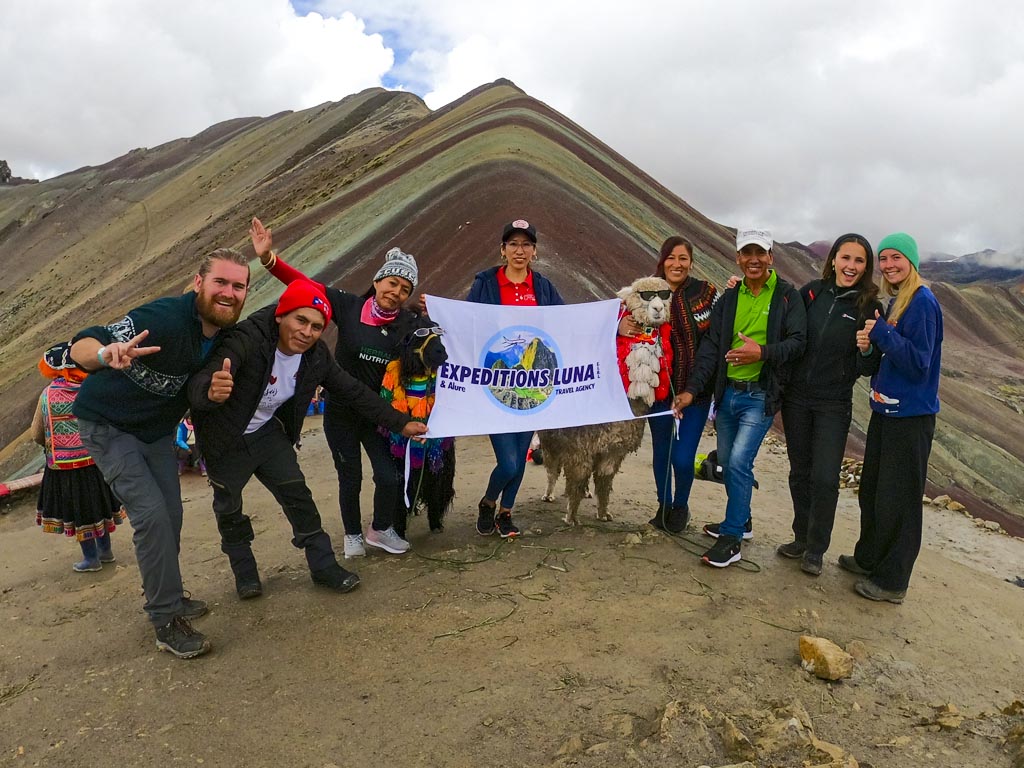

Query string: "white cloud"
[3, 0, 1023, 259]
[0, 0, 392, 177]
[314, 0, 1024, 258]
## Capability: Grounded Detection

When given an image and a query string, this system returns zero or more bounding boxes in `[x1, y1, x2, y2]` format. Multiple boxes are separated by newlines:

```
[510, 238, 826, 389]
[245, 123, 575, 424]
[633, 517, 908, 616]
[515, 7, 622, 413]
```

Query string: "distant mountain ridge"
[1, 79, 1022, 528]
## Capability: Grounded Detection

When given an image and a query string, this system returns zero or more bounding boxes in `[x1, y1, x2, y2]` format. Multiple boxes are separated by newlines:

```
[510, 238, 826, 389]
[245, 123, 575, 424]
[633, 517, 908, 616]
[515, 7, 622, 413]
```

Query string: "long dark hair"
[655, 236, 694, 279]
[821, 233, 879, 314]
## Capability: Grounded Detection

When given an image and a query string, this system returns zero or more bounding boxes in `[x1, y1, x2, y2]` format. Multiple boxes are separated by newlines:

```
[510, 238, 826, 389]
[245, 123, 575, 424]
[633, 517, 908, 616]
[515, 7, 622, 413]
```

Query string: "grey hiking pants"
[79, 419, 185, 627]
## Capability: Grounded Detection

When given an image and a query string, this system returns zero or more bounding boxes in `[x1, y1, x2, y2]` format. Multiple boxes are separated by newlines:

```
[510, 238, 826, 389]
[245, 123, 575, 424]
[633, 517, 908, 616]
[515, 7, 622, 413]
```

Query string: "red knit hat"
[275, 280, 332, 324]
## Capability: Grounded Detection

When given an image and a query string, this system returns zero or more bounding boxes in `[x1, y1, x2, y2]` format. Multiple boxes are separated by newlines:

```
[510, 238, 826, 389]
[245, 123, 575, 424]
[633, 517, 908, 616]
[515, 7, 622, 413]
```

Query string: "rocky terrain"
[1, 422, 1023, 767]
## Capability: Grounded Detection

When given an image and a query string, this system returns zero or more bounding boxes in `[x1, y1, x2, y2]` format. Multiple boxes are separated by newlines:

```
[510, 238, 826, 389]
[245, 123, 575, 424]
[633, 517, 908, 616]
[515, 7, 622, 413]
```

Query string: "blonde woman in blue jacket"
[839, 233, 943, 603]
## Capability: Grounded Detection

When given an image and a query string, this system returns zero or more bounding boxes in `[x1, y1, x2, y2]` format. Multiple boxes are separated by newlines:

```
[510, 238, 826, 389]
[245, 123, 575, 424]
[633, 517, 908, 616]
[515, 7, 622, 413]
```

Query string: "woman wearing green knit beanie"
[876, 232, 920, 271]
[839, 232, 943, 604]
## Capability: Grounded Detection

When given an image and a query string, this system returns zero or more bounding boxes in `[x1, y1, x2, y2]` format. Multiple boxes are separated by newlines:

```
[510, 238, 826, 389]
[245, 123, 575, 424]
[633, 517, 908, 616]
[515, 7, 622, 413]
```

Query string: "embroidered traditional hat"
[38, 341, 88, 383]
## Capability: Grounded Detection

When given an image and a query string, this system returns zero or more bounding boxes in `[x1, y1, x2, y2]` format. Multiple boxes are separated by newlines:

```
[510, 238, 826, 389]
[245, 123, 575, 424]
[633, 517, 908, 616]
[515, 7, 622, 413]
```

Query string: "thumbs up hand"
[863, 309, 880, 335]
[208, 357, 234, 403]
[858, 310, 881, 351]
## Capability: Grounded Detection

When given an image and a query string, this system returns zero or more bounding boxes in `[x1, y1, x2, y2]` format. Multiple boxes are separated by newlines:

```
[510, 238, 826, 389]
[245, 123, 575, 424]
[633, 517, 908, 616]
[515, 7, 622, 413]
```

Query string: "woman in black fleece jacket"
[776, 234, 883, 575]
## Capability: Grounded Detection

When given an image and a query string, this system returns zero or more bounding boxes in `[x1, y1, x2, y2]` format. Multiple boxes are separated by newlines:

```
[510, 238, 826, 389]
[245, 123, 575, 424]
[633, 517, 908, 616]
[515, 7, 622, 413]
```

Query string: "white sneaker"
[343, 534, 366, 559]
[364, 526, 411, 555]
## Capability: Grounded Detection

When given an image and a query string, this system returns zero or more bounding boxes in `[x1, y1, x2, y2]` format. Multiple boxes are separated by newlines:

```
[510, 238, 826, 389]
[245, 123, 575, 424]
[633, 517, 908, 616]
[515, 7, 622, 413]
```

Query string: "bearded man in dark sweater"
[71, 248, 251, 659]
[187, 280, 427, 603]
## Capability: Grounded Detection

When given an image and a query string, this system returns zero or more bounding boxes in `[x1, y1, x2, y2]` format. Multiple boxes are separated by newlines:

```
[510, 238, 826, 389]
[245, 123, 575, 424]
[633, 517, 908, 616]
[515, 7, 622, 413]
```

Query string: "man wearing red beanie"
[188, 282, 427, 599]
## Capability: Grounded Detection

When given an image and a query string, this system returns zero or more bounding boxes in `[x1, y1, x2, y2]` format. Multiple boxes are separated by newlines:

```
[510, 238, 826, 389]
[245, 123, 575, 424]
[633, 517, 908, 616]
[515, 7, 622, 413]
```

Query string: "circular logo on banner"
[479, 325, 561, 413]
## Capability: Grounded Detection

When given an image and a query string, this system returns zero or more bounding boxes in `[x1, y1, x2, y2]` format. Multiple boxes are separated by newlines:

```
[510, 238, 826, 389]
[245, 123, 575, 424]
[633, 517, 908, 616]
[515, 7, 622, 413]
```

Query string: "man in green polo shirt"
[674, 228, 806, 567]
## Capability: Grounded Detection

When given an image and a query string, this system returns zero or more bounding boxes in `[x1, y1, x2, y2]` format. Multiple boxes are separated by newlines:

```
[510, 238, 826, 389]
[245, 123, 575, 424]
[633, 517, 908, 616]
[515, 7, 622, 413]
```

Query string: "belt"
[728, 379, 762, 392]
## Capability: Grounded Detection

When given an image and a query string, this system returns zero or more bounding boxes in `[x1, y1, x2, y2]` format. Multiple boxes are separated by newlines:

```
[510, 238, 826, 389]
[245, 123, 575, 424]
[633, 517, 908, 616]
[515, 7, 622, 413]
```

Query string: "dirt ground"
[1, 420, 1022, 768]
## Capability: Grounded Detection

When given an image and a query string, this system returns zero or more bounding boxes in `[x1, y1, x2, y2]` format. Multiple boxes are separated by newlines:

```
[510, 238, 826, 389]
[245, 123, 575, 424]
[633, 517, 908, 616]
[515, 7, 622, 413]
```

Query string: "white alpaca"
[539, 276, 672, 524]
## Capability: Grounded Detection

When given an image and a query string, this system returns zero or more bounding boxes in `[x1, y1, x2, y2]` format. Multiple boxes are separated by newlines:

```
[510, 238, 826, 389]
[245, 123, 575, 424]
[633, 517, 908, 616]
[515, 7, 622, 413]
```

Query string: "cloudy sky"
[3, 0, 1023, 261]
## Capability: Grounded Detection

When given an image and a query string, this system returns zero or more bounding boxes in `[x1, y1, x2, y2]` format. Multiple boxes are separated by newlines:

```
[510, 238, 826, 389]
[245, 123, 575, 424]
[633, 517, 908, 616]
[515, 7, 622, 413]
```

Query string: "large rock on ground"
[799, 635, 855, 680]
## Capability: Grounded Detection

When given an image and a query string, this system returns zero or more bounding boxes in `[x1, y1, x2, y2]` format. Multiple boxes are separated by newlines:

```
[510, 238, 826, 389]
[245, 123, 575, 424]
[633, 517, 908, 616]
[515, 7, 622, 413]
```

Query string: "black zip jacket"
[187, 306, 409, 459]
[786, 279, 883, 402]
[684, 273, 807, 417]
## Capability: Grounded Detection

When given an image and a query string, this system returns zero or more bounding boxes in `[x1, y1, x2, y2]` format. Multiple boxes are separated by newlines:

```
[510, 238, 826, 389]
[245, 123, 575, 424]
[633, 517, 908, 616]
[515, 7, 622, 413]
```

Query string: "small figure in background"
[174, 413, 206, 476]
[32, 342, 125, 572]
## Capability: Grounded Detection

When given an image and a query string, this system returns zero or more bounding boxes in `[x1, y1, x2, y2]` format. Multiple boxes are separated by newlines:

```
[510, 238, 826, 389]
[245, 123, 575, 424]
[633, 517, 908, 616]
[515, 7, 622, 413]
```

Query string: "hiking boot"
[343, 533, 366, 559]
[476, 498, 496, 536]
[854, 579, 906, 604]
[838, 554, 871, 576]
[495, 510, 520, 538]
[154, 616, 211, 659]
[180, 591, 208, 619]
[365, 526, 411, 555]
[235, 573, 263, 600]
[800, 552, 823, 576]
[310, 563, 361, 593]
[703, 519, 753, 541]
[72, 558, 102, 573]
[776, 540, 806, 559]
[701, 535, 742, 568]
[665, 505, 690, 534]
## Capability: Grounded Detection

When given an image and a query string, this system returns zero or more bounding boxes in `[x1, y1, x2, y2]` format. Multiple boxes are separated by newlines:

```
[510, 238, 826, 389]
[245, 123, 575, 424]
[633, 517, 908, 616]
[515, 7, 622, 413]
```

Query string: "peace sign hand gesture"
[102, 330, 160, 370]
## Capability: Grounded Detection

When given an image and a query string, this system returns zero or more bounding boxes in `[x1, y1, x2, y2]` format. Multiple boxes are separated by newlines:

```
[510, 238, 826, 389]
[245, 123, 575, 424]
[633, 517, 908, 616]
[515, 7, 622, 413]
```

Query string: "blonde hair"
[883, 267, 923, 324]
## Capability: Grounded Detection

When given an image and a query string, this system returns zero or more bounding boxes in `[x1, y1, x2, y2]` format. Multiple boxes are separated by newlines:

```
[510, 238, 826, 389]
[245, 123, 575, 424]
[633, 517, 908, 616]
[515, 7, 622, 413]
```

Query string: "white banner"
[424, 296, 636, 438]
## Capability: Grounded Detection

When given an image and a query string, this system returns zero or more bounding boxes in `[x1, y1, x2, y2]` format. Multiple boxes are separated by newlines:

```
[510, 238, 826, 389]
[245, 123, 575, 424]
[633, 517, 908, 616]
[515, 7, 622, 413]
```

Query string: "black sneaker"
[703, 519, 753, 541]
[476, 499, 496, 536]
[155, 616, 211, 659]
[310, 563, 361, 593]
[180, 590, 208, 619]
[776, 540, 806, 559]
[665, 505, 690, 534]
[702, 535, 742, 568]
[647, 504, 668, 531]
[800, 552, 823, 576]
[838, 554, 871, 576]
[495, 510, 520, 538]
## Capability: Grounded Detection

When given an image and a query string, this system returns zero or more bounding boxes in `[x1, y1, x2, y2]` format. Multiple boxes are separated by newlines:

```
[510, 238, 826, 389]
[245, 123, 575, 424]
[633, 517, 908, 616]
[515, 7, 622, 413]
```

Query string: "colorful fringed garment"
[379, 360, 453, 471]
[42, 379, 95, 470]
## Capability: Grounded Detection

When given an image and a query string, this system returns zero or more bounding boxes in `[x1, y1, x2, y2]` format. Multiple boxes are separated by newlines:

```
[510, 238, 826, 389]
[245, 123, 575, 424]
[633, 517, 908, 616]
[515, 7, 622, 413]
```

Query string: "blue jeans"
[485, 430, 534, 510]
[649, 398, 711, 508]
[714, 386, 774, 540]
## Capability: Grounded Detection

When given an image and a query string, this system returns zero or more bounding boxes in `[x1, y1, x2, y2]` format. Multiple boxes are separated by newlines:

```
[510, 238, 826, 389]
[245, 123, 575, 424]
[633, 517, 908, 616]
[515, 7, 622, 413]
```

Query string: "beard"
[196, 291, 243, 329]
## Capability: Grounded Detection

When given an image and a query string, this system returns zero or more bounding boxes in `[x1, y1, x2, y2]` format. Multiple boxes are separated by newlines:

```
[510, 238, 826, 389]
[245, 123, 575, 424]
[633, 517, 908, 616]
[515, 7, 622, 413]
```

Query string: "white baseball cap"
[736, 228, 773, 251]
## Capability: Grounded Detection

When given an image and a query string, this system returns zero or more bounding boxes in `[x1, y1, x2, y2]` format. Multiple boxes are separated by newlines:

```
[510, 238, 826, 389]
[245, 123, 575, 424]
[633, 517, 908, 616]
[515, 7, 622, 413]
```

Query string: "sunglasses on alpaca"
[638, 290, 672, 301]
[410, 326, 444, 338]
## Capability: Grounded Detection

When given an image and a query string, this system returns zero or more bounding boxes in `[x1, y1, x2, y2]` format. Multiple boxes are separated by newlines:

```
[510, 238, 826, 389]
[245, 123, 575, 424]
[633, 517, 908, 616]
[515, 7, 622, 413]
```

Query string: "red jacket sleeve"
[267, 254, 327, 293]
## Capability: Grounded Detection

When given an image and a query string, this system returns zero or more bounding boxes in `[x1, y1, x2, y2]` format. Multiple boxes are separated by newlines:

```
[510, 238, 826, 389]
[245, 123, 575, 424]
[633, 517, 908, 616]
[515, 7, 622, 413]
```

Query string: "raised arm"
[250, 217, 326, 292]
